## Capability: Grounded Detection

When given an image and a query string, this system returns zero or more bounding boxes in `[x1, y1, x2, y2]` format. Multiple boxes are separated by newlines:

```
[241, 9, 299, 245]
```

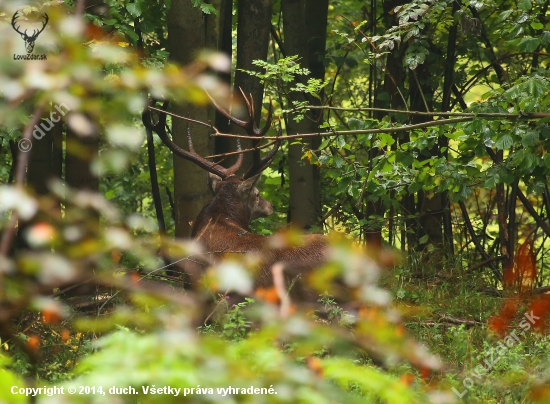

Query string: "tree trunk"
[231, 0, 274, 174]
[410, 63, 444, 258]
[27, 111, 55, 196]
[167, 0, 223, 237]
[440, 0, 461, 256]
[214, 0, 235, 162]
[281, 0, 327, 229]
[65, 129, 99, 192]
[19, 107, 63, 249]
[372, 0, 406, 247]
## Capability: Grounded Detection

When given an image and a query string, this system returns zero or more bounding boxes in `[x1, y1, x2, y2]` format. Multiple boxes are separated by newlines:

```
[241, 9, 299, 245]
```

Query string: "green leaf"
[518, 0, 532, 10]
[513, 149, 525, 166]
[496, 10, 514, 23]
[518, 37, 540, 52]
[126, 2, 142, 17]
[485, 173, 500, 188]
[191, 0, 218, 14]
[319, 138, 332, 149]
[522, 130, 539, 147]
[408, 181, 421, 193]
[541, 31, 550, 46]
[495, 134, 513, 150]
[347, 118, 364, 130]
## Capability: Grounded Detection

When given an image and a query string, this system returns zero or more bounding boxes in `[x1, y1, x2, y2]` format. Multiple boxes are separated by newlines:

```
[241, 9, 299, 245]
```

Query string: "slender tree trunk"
[410, 63, 443, 259]
[65, 129, 99, 192]
[28, 112, 55, 196]
[440, 0, 460, 257]
[281, 0, 327, 229]
[167, 0, 222, 237]
[20, 107, 63, 248]
[372, 0, 406, 247]
[214, 0, 235, 163]
[232, 0, 274, 174]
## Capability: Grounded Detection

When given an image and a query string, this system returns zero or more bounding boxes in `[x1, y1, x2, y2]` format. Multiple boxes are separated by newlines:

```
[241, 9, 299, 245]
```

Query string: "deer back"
[191, 175, 328, 297]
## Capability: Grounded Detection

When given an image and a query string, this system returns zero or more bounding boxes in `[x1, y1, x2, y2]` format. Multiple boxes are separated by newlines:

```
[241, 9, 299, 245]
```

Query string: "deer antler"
[142, 100, 243, 180]
[208, 88, 279, 179]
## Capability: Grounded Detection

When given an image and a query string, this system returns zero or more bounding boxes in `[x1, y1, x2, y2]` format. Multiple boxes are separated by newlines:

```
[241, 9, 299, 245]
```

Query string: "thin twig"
[0, 105, 44, 257]
[204, 139, 279, 159]
[212, 117, 473, 140]
[148, 106, 216, 130]
[468, 255, 506, 272]
[288, 105, 550, 119]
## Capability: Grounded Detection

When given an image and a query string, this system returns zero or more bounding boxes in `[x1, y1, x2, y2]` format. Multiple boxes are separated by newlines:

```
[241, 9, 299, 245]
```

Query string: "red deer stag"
[142, 94, 327, 300]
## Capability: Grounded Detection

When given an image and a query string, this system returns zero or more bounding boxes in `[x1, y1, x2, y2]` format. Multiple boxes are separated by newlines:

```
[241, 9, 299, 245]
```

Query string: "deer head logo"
[11, 10, 49, 54]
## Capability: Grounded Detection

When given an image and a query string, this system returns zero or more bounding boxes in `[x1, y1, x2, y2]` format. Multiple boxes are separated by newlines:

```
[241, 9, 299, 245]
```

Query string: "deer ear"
[208, 173, 223, 194]
[237, 174, 261, 199]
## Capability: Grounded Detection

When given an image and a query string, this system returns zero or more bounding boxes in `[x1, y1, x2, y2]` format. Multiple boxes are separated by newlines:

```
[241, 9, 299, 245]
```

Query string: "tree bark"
[214, 0, 235, 162]
[231, 0, 274, 174]
[281, 0, 327, 229]
[167, 0, 223, 237]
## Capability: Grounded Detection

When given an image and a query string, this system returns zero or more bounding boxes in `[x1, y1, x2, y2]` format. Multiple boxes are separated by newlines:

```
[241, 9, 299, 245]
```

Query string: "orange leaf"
[488, 297, 519, 336]
[419, 366, 431, 380]
[254, 287, 280, 304]
[306, 356, 324, 377]
[400, 373, 415, 386]
[27, 335, 40, 351]
[130, 271, 140, 284]
[61, 328, 70, 342]
[42, 309, 61, 325]
[516, 240, 537, 293]
[526, 295, 550, 332]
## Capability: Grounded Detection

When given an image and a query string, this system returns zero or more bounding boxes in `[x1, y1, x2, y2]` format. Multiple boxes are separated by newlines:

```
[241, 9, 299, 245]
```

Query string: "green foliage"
[190, 0, 218, 15]
[240, 56, 329, 121]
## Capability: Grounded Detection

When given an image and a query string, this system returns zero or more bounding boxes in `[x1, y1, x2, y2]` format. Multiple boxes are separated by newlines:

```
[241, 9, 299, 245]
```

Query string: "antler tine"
[186, 123, 243, 177]
[243, 119, 281, 180]
[143, 101, 238, 179]
[238, 87, 255, 125]
[253, 96, 273, 137]
[207, 90, 275, 178]
[206, 92, 249, 128]
[223, 139, 244, 177]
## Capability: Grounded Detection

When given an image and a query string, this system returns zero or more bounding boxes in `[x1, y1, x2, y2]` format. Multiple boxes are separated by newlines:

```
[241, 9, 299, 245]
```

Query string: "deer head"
[11, 10, 49, 54]
[142, 91, 279, 229]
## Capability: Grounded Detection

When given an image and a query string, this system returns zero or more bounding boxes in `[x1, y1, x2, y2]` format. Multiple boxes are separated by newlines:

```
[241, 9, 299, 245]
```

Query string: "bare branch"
[0, 105, 44, 258]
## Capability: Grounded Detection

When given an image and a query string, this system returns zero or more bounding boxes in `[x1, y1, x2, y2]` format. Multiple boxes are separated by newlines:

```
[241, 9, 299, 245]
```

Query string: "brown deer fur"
[190, 174, 327, 294]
